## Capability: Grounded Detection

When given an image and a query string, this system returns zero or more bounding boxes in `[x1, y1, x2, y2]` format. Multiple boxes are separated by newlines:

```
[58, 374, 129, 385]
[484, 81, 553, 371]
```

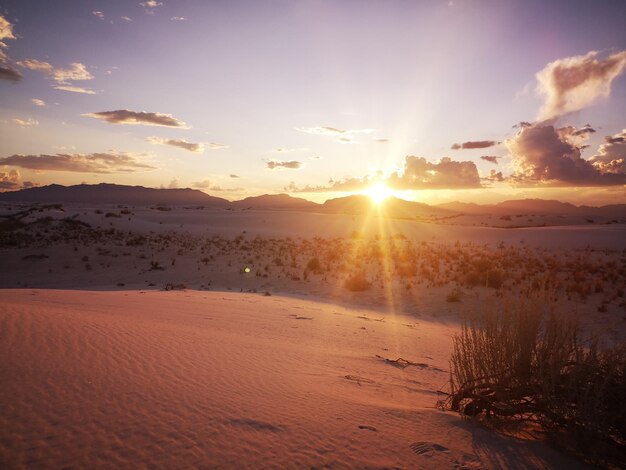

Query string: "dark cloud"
[229, 174, 240, 178]
[0, 153, 156, 173]
[266, 160, 302, 170]
[147, 136, 203, 153]
[513, 121, 533, 129]
[536, 50, 626, 120]
[84, 110, 188, 128]
[480, 156, 500, 164]
[505, 124, 626, 186]
[451, 140, 499, 150]
[571, 125, 596, 137]
[0, 65, 21, 82]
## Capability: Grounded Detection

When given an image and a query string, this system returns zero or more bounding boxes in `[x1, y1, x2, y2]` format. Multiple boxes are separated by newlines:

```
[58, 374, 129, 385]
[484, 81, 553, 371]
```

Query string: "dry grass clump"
[439, 301, 626, 464]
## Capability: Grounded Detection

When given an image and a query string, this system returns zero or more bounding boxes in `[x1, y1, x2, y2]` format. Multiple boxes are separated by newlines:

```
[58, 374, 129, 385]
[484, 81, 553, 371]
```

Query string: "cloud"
[0, 169, 36, 192]
[12, 118, 38, 127]
[18, 59, 93, 83]
[0, 14, 16, 46]
[0, 152, 156, 173]
[31, 98, 46, 107]
[147, 136, 203, 153]
[16, 59, 53, 73]
[296, 126, 346, 136]
[84, 109, 188, 128]
[286, 156, 482, 192]
[536, 50, 626, 120]
[171, 16, 188, 21]
[483, 170, 505, 183]
[140, 0, 163, 7]
[0, 65, 21, 82]
[191, 180, 241, 192]
[275, 147, 308, 153]
[266, 160, 302, 170]
[92, 11, 105, 20]
[229, 174, 240, 178]
[17, 58, 96, 92]
[53, 85, 96, 94]
[387, 156, 482, 189]
[0, 15, 21, 83]
[505, 123, 626, 186]
[207, 142, 229, 150]
[451, 140, 499, 150]
[296, 126, 375, 143]
[588, 129, 626, 175]
[121, 16, 133, 22]
[480, 156, 500, 164]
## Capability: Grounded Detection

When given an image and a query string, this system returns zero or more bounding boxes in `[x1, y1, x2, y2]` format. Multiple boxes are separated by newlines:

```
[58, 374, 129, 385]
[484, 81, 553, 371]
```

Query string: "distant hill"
[230, 194, 319, 211]
[322, 195, 452, 218]
[2, 185, 624, 219]
[0, 183, 229, 206]
[437, 198, 626, 218]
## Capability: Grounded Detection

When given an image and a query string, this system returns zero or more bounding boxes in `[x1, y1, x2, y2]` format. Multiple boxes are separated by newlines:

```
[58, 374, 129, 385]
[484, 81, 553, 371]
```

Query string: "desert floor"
[1, 203, 625, 468]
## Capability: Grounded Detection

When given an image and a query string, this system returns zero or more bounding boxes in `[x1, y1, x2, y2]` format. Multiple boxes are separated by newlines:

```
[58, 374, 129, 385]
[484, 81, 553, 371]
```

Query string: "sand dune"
[0, 290, 588, 469]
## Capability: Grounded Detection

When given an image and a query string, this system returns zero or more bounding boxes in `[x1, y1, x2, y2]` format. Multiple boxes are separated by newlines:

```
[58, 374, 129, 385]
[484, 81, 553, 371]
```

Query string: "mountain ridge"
[1, 184, 624, 218]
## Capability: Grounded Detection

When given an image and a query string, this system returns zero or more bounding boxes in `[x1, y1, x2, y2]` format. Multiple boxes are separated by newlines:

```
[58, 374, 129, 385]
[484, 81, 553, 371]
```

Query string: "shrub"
[306, 257, 322, 273]
[439, 301, 626, 463]
[446, 289, 462, 302]
[344, 272, 371, 291]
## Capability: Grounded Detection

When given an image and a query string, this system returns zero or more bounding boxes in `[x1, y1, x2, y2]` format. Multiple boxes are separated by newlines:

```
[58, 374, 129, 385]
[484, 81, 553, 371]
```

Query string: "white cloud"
[12, 118, 39, 127]
[147, 136, 204, 153]
[536, 50, 626, 120]
[53, 85, 96, 94]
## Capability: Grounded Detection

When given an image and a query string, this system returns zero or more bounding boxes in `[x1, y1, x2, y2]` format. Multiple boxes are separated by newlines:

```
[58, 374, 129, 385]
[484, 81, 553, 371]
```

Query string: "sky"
[1, 0, 625, 205]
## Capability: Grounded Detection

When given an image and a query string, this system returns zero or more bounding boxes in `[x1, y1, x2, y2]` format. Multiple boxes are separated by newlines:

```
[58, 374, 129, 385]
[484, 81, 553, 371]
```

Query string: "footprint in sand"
[288, 314, 314, 320]
[410, 442, 482, 469]
[344, 375, 375, 386]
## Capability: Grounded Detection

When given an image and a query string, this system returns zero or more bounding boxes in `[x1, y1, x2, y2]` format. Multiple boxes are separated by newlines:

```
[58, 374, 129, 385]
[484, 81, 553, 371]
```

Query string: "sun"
[365, 182, 393, 205]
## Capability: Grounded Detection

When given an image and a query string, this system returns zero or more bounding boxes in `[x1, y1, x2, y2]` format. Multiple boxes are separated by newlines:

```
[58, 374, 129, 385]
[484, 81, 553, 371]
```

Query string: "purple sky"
[1, 0, 625, 204]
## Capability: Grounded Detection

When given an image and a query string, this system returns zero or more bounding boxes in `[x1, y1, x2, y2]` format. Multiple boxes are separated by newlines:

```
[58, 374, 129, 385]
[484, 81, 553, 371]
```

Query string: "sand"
[0, 289, 588, 469]
[1, 203, 624, 468]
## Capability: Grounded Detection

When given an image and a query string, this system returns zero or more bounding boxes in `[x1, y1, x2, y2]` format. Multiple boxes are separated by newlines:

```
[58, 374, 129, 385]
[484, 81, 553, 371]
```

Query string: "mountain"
[437, 198, 626, 218]
[2, 185, 624, 219]
[436, 201, 486, 215]
[229, 194, 319, 211]
[495, 199, 580, 215]
[322, 195, 452, 218]
[0, 183, 229, 206]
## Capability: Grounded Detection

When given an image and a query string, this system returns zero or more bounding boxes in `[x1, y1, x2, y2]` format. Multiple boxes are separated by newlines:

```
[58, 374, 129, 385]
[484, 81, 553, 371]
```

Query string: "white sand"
[0, 289, 587, 469]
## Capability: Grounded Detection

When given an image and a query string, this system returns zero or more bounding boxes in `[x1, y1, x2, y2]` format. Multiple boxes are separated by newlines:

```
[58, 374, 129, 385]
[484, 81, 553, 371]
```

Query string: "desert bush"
[344, 272, 371, 291]
[446, 289, 462, 302]
[306, 257, 322, 273]
[439, 301, 626, 462]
